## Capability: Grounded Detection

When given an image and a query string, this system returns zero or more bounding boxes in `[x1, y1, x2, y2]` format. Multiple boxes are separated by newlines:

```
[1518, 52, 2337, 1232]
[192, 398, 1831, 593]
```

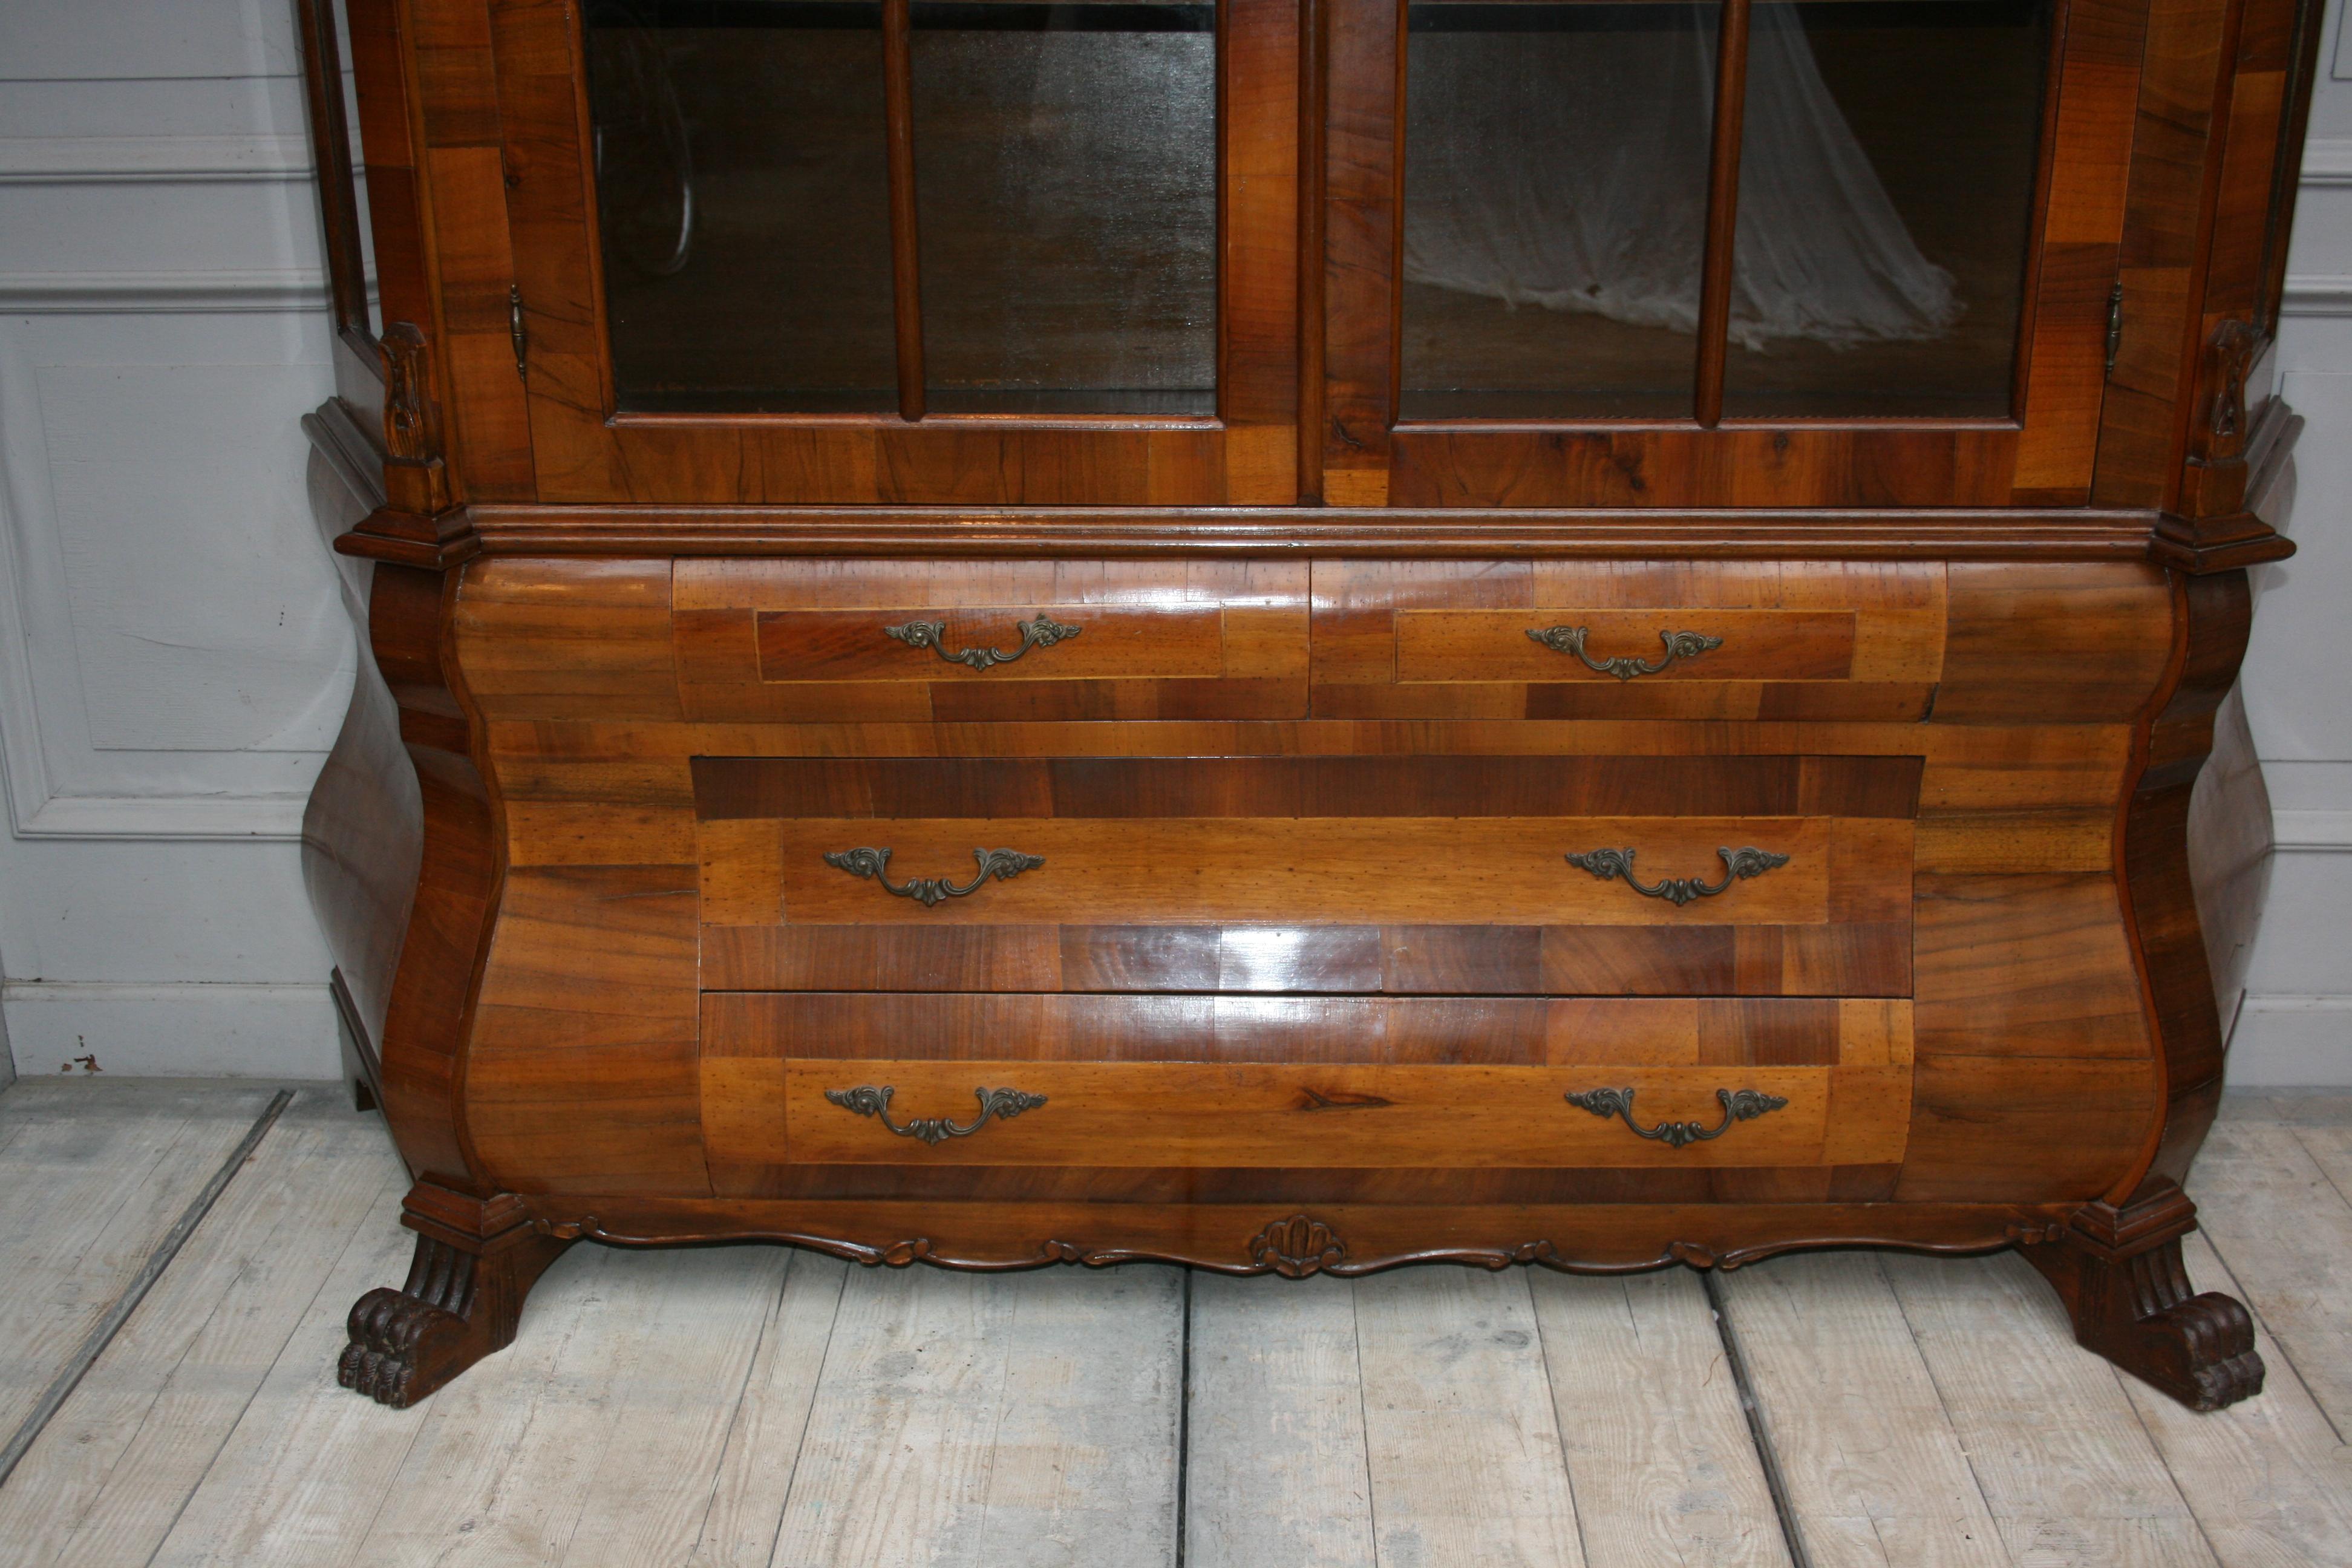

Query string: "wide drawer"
[1312, 560, 1945, 720]
[697, 996, 1915, 1171]
[693, 754, 1920, 996]
[671, 559, 1308, 721]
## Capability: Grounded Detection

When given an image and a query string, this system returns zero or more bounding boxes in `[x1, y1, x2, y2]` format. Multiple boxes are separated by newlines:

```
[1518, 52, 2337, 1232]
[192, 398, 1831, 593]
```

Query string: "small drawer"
[696, 996, 1915, 1172]
[1312, 560, 1945, 721]
[671, 559, 1307, 722]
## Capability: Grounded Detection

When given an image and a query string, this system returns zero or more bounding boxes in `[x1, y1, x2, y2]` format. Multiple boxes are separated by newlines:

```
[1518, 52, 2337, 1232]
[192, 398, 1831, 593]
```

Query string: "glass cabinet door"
[1326, 0, 2125, 508]
[498, 0, 1296, 504]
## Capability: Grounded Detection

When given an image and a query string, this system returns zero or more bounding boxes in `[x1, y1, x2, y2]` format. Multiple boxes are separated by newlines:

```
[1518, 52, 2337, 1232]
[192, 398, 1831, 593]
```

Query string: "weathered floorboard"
[686, 1252, 850, 1568]
[2120, 1230, 2352, 1568]
[766, 1264, 1184, 1568]
[1184, 1273, 1377, 1568]
[1713, 1253, 2007, 1568]
[1530, 1269, 1791, 1568]
[0, 1092, 398, 1568]
[0, 1082, 279, 1443]
[2187, 1114, 2352, 1436]
[1351, 1268, 1586, 1568]
[1882, 1250, 2217, 1567]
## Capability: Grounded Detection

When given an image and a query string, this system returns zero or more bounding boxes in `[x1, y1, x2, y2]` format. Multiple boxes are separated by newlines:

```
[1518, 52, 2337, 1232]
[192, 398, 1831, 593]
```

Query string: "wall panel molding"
[1, 979, 338, 1079]
[2272, 810, 2352, 852]
[15, 794, 308, 842]
[0, 270, 330, 314]
[0, 134, 313, 185]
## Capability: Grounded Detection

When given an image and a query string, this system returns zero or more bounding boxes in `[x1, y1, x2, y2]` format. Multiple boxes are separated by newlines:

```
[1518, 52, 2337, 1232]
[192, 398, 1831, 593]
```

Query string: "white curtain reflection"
[1404, 6, 1961, 351]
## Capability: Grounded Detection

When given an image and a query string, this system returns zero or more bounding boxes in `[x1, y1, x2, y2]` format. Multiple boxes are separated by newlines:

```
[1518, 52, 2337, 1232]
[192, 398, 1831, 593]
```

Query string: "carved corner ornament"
[2198, 318, 2261, 468]
[2160, 316, 2297, 573]
[378, 323, 451, 509]
[1249, 1214, 1348, 1279]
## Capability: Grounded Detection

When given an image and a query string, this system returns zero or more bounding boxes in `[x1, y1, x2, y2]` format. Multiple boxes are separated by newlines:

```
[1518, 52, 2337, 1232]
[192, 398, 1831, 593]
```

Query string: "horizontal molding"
[2, 981, 338, 1079]
[15, 793, 309, 842]
[2298, 138, 2352, 186]
[0, 269, 330, 314]
[2272, 810, 2352, 853]
[2280, 275, 2352, 318]
[0, 135, 314, 185]
[2227, 994, 2352, 1089]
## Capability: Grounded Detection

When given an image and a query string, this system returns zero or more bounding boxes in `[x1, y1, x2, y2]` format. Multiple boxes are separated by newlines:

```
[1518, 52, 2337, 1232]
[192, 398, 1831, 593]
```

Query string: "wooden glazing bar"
[883, 0, 926, 422]
[293, 0, 370, 350]
[1693, 0, 1752, 428]
[1298, 0, 1327, 501]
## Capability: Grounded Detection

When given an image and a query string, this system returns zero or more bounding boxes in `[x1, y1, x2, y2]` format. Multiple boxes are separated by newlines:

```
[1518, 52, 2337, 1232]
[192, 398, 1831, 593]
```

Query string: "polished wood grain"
[743, 1059, 1904, 1171]
[304, 0, 2312, 1413]
[702, 993, 1898, 1068]
[698, 920, 1914, 998]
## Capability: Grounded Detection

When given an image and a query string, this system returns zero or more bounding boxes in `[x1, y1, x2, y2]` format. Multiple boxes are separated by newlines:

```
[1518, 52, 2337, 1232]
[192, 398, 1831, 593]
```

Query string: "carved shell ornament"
[1249, 1215, 1348, 1278]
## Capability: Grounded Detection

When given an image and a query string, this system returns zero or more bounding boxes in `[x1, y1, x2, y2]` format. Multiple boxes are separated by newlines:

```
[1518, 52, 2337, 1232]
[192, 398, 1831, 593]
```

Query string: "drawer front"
[1313, 560, 1945, 720]
[693, 754, 1920, 996]
[673, 559, 1307, 722]
[697, 996, 1914, 1171]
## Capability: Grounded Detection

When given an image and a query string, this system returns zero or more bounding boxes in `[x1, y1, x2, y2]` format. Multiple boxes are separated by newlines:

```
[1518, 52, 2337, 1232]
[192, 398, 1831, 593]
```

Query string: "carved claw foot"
[338, 1188, 570, 1408]
[2022, 1186, 2264, 1412]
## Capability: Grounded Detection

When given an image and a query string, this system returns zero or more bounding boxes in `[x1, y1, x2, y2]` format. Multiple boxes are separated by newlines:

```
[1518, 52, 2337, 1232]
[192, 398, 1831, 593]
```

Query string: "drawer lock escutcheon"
[824, 1084, 1048, 1146]
[884, 613, 1081, 671]
[1565, 846, 1789, 906]
[1526, 625, 1722, 680]
[823, 846, 1045, 907]
[1566, 1086, 1790, 1149]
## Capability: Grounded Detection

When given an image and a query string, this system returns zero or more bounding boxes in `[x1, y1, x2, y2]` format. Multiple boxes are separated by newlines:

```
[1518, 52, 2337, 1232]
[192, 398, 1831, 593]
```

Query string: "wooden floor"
[0, 1082, 2347, 1567]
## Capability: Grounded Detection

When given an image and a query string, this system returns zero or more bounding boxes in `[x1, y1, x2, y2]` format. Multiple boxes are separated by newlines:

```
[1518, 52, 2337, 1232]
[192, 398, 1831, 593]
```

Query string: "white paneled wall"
[0, 0, 348, 1079]
[0, 0, 2346, 1080]
[2234, 5, 2352, 1085]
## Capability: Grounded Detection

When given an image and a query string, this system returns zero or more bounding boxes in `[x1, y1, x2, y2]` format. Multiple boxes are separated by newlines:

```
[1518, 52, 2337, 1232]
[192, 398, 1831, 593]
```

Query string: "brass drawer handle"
[1566, 1086, 1789, 1149]
[825, 1085, 1048, 1146]
[884, 613, 1080, 671]
[823, 846, 1044, 907]
[1527, 625, 1722, 680]
[1566, 846, 1788, 906]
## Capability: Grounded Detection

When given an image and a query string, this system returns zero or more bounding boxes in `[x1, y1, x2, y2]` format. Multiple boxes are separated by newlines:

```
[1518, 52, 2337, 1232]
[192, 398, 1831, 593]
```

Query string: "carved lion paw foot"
[339, 1284, 468, 1408]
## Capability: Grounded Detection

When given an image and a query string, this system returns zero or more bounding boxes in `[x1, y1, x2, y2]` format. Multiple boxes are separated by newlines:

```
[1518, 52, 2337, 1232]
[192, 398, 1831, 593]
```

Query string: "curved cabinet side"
[299, 440, 423, 1115]
[2119, 569, 2256, 1198]
[361, 561, 501, 1195]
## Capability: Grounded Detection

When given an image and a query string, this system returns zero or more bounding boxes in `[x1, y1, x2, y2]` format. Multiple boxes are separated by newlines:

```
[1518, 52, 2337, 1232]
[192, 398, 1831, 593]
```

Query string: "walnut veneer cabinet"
[296, 0, 2314, 1410]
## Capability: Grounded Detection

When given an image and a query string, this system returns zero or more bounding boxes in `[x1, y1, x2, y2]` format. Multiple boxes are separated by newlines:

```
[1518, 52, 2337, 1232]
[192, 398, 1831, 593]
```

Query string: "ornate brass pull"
[884, 613, 1080, 671]
[824, 1085, 1048, 1146]
[1526, 625, 1722, 680]
[1565, 846, 1788, 907]
[1566, 1086, 1789, 1149]
[823, 846, 1044, 907]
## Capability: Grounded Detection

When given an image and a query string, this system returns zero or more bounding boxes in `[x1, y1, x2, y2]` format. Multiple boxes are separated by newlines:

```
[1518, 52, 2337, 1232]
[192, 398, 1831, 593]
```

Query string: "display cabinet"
[297, 0, 2316, 1410]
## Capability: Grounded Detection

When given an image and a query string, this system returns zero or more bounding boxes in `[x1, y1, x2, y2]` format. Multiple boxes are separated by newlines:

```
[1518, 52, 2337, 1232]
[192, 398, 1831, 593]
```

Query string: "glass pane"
[587, 1, 899, 413]
[913, 0, 1217, 416]
[1401, 2, 1719, 422]
[1721, 0, 2050, 419]
[328, 0, 380, 338]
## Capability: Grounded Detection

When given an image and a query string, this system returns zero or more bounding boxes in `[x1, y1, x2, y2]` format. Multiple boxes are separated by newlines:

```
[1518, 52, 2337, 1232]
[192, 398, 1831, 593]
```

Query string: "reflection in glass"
[913, 1, 1217, 416]
[1401, 3, 1719, 421]
[1722, 0, 2049, 417]
[586, 1, 899, 413]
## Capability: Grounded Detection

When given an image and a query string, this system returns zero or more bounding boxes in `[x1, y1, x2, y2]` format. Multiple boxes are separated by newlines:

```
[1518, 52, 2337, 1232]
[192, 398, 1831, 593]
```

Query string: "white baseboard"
[2, 980, 338, 1080]
[2227, 995, 2352, 1088]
